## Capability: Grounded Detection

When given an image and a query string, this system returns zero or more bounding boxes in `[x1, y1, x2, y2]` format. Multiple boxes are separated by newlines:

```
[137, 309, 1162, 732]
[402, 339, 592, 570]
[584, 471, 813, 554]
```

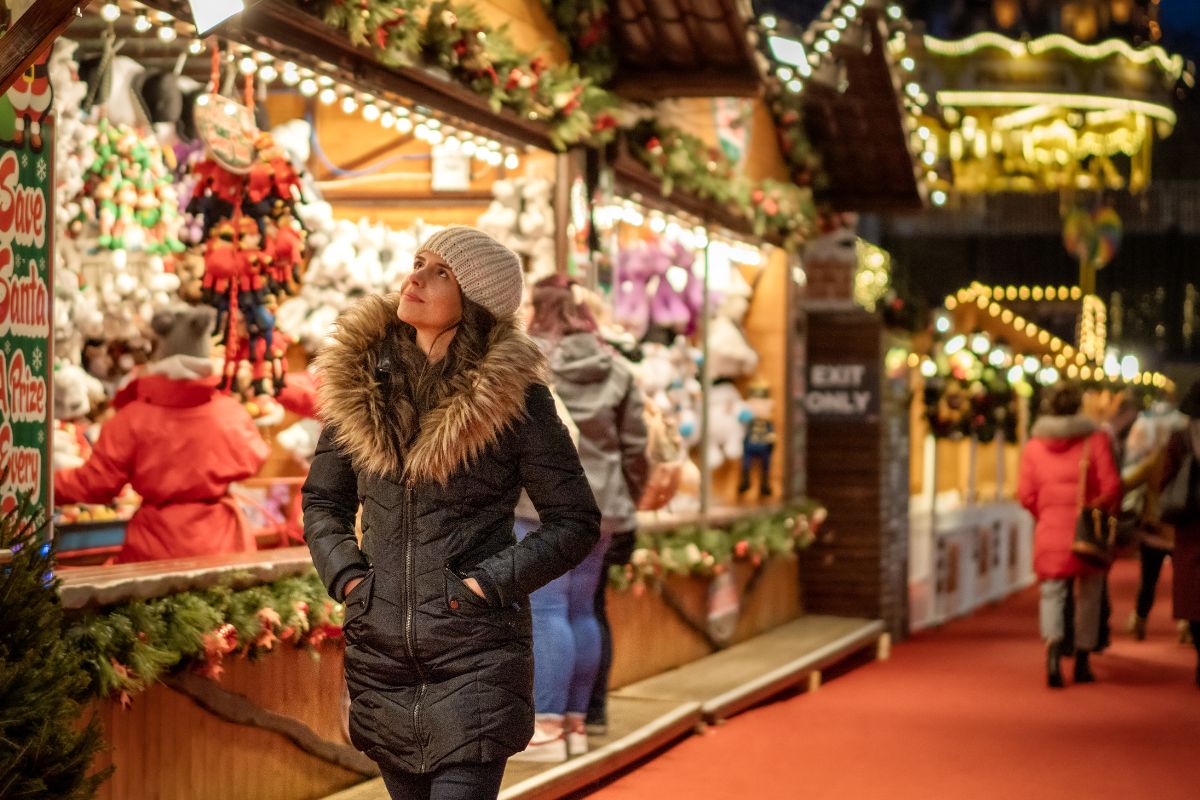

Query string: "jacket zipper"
[403, 484, 428, 772]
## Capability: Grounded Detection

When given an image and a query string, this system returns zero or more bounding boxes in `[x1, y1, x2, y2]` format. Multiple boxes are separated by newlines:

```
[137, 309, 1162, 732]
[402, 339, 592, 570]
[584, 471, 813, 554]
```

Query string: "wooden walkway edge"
[319, 615, 884, 800]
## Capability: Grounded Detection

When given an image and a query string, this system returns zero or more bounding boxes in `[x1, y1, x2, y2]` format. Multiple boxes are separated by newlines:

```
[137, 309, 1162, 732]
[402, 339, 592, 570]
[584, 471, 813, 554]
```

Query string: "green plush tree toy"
[0, 501, 110, 799]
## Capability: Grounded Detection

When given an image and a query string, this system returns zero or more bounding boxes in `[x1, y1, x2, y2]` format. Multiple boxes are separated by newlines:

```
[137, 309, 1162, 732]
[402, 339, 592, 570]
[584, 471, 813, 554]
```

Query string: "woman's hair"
[528, 275, 598, 339]
[385, 295, 496, 443]
[1044, 381, 1084, 417]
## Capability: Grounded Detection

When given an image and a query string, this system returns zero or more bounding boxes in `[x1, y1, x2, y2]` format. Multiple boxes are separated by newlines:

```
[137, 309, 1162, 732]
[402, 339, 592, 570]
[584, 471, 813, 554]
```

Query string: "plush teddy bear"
[707, 268, 759, 380]
[706, 381, 752, 469]
[52, 362, 105, 471]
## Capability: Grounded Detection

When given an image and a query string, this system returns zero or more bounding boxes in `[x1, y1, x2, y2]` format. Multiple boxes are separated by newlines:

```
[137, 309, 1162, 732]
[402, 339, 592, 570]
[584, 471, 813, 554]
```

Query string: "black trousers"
[1136, 543, 1171, 620]
[587, 530, 636, 725]
[379, 761, 506, 800]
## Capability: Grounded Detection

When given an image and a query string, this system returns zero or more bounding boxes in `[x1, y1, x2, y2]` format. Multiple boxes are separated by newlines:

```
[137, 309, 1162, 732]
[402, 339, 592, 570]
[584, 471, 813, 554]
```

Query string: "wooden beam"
[0, 0, 92, 96]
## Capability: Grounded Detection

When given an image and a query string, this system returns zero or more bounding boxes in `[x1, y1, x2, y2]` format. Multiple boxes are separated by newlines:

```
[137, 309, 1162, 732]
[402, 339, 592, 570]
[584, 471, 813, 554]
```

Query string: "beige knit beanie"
[419, 226, 524, 320]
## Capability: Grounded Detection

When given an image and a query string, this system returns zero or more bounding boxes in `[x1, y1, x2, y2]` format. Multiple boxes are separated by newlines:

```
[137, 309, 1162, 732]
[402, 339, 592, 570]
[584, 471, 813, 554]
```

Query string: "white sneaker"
[567, 731, 588, 757]
[510, 728, 567, 763]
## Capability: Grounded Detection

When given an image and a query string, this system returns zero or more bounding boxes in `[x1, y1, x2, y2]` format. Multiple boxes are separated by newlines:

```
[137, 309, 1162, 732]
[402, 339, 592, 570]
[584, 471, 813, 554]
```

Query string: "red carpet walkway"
[586, 559, 1200, 800]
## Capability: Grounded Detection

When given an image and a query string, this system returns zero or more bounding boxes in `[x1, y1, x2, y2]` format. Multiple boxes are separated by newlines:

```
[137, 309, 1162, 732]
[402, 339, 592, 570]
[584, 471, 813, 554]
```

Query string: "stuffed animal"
[707, 268, 759, 380]
[706, 381, 751, 469]
[738, 382, 776, 497]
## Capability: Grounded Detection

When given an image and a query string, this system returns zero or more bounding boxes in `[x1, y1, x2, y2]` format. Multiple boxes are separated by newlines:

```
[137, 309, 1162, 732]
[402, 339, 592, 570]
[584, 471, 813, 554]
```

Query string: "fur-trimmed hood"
[1030, 414, 1096, 447]
[315, 293, 548, 485]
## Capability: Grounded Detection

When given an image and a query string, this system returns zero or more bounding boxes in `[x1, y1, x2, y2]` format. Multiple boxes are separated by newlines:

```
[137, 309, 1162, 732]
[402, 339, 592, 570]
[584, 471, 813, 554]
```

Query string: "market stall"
[1, 1, 832, 797]
[906, 281, 1174, 630]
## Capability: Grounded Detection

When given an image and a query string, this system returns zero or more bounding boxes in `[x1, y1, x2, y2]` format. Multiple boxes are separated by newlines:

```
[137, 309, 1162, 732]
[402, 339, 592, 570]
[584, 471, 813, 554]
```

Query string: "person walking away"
[1122, 410, 1177, 638]
[1159, 379, 1200, 686]
[1018, 382, 1120, 688]
[514, 275, 648, 760]
[303, 227, 601, 800]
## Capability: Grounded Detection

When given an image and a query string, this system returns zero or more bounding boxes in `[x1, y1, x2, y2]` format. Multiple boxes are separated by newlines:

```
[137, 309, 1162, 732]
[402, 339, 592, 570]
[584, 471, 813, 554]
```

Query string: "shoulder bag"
[1072, 439, 1119, 567]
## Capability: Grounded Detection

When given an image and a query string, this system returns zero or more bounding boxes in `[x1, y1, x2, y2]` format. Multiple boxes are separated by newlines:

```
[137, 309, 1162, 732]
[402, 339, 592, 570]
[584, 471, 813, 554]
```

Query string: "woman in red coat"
[54, 354, 271, 563]
[1018, 383, 1120, 688]
[1160, 379, 1200, 686]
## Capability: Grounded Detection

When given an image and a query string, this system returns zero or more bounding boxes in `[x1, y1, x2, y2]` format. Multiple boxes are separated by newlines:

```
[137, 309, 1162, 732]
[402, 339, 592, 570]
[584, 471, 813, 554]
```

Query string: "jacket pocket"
[443, 567, 490, 613]
[342, 570, 375, 636]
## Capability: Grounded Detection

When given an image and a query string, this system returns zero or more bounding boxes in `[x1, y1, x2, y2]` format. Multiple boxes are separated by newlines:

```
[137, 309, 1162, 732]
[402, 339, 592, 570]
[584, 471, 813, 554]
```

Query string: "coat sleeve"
[1017, 442, 1039, 515]
[54, 411, 136, 506]
[1090, 431, 1122, 511]
[616, 373, 650, 504]
[302, 426, 370, 601]
[469, 383, 602, 608]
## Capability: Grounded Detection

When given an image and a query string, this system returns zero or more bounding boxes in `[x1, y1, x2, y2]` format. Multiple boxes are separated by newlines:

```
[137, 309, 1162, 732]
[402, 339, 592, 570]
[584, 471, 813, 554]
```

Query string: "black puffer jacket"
[302, 294, 601, 775]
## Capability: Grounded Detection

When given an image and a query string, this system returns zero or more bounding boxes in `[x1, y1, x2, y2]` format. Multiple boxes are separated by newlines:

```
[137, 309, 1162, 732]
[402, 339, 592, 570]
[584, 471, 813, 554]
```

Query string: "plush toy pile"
[476, 177, 556, 281]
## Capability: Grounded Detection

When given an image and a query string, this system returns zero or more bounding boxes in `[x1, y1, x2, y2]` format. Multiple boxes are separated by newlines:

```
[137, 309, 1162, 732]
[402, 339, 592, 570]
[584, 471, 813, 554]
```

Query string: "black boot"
[1047, 641, 1064, 688]
[1074, 650, 1096, 684]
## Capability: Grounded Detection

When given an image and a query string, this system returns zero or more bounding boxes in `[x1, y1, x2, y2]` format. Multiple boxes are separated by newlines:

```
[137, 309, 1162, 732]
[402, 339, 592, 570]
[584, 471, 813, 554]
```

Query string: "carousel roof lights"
[925, 32, 1183, 76]
[935, 91, 1177, 127]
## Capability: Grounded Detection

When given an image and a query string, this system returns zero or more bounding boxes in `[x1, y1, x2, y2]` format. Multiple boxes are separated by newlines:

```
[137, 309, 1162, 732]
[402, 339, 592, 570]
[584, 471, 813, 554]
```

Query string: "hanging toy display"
[186, 49, 307, 400]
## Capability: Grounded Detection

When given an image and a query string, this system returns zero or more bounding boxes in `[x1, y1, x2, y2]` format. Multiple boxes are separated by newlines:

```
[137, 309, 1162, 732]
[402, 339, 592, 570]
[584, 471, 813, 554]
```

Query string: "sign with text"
[0, 88, 53, 526]
[805, 362, 879, 419]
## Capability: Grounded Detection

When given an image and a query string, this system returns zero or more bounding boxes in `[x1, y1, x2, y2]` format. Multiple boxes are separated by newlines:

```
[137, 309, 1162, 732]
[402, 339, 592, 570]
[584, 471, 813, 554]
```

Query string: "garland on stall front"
[630, 121, 816, 248]
[64, 572, 343, 706]
[314, 0, 619, 149]
[611, 504, 826, 592]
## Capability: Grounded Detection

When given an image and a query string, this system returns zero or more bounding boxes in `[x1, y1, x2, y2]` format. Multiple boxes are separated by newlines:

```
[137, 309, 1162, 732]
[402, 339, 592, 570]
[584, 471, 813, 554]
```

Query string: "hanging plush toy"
[186, 79, 307, 400]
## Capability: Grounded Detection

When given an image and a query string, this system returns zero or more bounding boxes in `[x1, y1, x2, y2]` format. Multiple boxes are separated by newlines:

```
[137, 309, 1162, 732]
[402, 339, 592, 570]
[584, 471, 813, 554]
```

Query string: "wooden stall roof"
[134, 0, 557, 150]
[608, 0, 764, 100]
[801, 8, 923, 213]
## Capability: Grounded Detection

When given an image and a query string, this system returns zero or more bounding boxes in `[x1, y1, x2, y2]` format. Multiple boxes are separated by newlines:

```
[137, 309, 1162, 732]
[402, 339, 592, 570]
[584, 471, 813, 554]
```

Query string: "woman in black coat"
[302, 226, 601, 799]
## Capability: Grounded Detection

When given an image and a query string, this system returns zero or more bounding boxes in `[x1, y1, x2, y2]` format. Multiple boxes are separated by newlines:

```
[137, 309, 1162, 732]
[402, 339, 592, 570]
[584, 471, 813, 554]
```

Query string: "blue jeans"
[379, 760, 506, 800]
[515, 518, 610, 715]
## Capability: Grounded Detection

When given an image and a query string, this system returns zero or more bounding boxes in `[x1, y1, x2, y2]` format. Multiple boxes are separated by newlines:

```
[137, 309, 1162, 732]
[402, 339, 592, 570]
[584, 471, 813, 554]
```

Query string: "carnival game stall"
[907, 281, 1174, 630]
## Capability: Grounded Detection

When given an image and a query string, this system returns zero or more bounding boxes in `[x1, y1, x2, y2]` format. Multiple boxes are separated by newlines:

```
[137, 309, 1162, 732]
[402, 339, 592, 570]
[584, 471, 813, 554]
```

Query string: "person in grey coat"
[303, 228, 600, 799]
[508, 275, 649, 761]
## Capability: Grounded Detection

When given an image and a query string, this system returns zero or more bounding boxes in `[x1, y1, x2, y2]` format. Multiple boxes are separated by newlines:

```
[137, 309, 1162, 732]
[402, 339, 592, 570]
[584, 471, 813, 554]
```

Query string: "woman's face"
[397, 250, 463, 333]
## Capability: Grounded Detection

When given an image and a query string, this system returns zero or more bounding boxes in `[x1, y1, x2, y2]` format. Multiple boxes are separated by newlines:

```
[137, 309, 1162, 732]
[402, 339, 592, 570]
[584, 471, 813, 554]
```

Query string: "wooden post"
[995, 430, 1006, 502]
[554, 149, 571, 276]
[0, 0, 89, 96]
[967, 436, 978, 505]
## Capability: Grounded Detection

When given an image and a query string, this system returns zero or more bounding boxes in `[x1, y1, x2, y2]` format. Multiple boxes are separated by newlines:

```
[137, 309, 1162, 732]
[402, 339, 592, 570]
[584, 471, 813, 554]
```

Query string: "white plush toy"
[707, 269, 759, 380]
[52, 361, 105, 471]
[706, 381, 751, 469]
[476, 176, 556, 280]
[276, 418, 323, 467]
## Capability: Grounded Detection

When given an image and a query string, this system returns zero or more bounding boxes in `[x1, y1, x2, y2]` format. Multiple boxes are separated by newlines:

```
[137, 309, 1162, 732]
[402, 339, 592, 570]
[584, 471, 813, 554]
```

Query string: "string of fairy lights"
[97, 1, 525, 169]
[754, 0, 942, 206]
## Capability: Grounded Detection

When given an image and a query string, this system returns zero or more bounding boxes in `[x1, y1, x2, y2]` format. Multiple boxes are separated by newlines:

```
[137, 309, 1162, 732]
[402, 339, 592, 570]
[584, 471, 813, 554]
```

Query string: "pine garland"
[610, 503, 827, 592]
[64, 572, 345, 705]
[313, 0, 620, 149]
[630, 121, 816, 248]
[0, 503, 110, 799]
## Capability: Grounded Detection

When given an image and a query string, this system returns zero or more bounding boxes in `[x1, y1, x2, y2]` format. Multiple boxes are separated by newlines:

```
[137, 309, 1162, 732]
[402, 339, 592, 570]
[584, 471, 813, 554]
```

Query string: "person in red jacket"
[54, 307, 271, 563]
[1018, 382, 1121, 688]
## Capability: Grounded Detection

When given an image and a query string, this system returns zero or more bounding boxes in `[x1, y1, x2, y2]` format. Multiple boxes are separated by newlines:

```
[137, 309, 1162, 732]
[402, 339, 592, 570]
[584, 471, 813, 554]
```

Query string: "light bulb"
[443, 135, 460, 150]
[488, 140, 502, 151]
[157, 25, 178, 43]
[281, 67, 301, 86]
[461, 140, 477, 156]
[380, 111, 396, 128]
[395, 117, 413, 134]
[362, 103, 381, 122]
[133, 13, 152, 33]
[188, 38, 205, 55]
[486, 150, 503, 166]
[259, 64, 278, 83]
[504, 152, 519, 169]
[100, 2, 120, 23]
[427, 129, 444, 145]
[414, 123, 430, 141]
[239, 57, 257, 75]
[299, 78, 318, 98]
[318, 87, 337, 105]
[341, 95, 358, 114]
